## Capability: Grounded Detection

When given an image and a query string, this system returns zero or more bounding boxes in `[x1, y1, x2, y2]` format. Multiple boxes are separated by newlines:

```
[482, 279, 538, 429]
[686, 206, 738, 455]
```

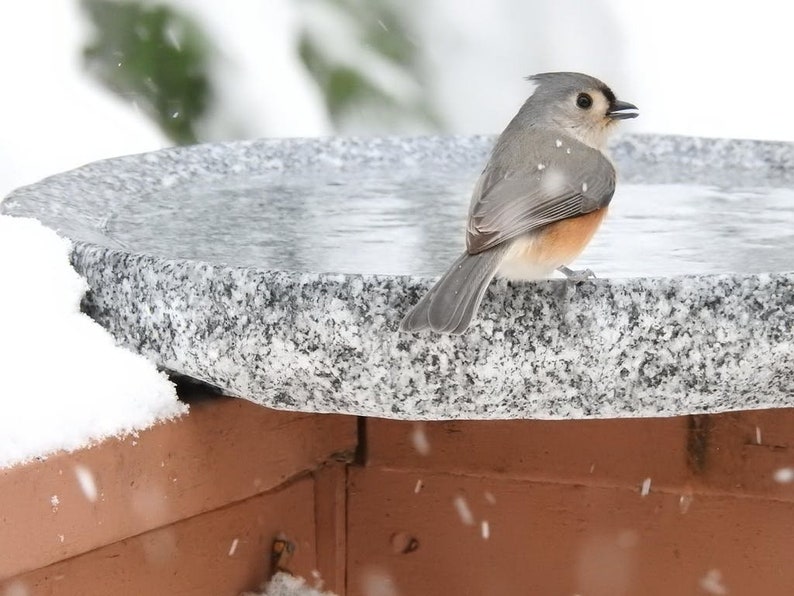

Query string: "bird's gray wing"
[466, 135, 617, 254]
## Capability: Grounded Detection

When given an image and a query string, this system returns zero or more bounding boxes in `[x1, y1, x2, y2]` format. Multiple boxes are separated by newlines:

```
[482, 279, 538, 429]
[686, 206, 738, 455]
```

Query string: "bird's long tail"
[400, 245, 508, 334]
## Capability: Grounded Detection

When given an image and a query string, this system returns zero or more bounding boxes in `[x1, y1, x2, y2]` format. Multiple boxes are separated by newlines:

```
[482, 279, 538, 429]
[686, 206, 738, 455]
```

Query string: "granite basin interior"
[3, 135, 794, 280]
[111, 173, 794, 278]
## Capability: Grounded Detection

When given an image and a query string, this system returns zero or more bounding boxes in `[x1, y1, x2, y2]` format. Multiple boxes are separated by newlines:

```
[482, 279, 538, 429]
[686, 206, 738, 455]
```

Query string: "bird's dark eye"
[576, 93, 593, 109]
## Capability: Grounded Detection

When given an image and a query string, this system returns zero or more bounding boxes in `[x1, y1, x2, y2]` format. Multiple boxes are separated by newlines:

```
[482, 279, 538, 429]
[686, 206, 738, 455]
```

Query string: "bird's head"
[525, 72, 638, 150]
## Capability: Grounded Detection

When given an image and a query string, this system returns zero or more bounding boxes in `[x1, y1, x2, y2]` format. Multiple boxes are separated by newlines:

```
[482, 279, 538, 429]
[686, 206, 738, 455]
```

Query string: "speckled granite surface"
[3, 134, 794, 419]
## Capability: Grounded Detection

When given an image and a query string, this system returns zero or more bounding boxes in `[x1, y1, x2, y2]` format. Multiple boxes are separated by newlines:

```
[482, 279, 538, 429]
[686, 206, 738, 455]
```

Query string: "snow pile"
[0, 216, 187, 469]
[243, 572, 336, 596]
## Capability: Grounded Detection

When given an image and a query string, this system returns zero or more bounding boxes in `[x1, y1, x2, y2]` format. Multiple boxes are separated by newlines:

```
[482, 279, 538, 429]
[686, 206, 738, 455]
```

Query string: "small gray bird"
[401, 72, 638, 334]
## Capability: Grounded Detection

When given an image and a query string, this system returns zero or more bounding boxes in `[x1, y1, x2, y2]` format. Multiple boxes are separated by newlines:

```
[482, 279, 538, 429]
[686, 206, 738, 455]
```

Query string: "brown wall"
[348, 412, 794, 596]
[0, 398, 356, 595]
[3, 400, 794, 595]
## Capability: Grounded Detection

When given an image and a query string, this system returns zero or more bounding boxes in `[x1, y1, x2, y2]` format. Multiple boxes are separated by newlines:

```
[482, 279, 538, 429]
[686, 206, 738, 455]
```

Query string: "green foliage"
[298, 0, 440, 131]
[81, 0, 439, 139]
[300, 42, 388, 119]
[345, 0, 414, 65]
[82, 0, 210, 144]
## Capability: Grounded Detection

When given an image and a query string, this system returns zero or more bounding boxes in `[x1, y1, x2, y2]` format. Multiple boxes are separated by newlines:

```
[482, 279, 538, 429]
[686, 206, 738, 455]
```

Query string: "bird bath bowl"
[3, 134, 794, 419]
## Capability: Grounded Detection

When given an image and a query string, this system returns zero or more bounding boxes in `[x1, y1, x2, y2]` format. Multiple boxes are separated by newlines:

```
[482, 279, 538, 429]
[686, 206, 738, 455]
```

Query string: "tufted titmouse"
[401, 72, 638, 334]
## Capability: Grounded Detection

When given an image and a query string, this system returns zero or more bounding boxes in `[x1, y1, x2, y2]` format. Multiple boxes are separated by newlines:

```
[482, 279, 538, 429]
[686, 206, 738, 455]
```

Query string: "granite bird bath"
[3, 134, 794, 419]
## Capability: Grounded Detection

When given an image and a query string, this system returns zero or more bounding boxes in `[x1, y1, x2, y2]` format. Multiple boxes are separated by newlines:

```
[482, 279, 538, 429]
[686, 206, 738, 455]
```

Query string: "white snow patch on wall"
[410, 423, 431, 455]
[453, 495, 475, 526]
[699, 569, 728, 595]
[74, 464, 98, 502]
[773, 467, 794, 484]
[0, 216, 187, 469]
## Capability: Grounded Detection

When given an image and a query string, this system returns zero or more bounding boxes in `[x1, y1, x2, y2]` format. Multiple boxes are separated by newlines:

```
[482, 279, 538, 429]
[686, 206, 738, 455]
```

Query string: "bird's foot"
[557, 265, 597, 282]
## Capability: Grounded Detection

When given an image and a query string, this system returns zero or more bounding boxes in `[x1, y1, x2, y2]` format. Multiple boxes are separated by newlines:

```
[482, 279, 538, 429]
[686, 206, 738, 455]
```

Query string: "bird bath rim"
[2, 133, 793, 420]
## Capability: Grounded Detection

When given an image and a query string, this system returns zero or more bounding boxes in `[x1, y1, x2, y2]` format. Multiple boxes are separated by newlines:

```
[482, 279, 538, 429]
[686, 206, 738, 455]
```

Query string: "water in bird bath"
[107, 167, 794, 278]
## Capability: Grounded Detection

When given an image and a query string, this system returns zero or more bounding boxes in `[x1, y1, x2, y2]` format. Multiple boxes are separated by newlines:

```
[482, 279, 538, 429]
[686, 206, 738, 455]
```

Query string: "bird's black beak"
[607, 100, 639, 120]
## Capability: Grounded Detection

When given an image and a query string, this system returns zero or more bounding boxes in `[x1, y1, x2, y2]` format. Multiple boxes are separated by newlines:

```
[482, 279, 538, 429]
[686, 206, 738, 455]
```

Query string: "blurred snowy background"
[2, 0, 793, 198]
